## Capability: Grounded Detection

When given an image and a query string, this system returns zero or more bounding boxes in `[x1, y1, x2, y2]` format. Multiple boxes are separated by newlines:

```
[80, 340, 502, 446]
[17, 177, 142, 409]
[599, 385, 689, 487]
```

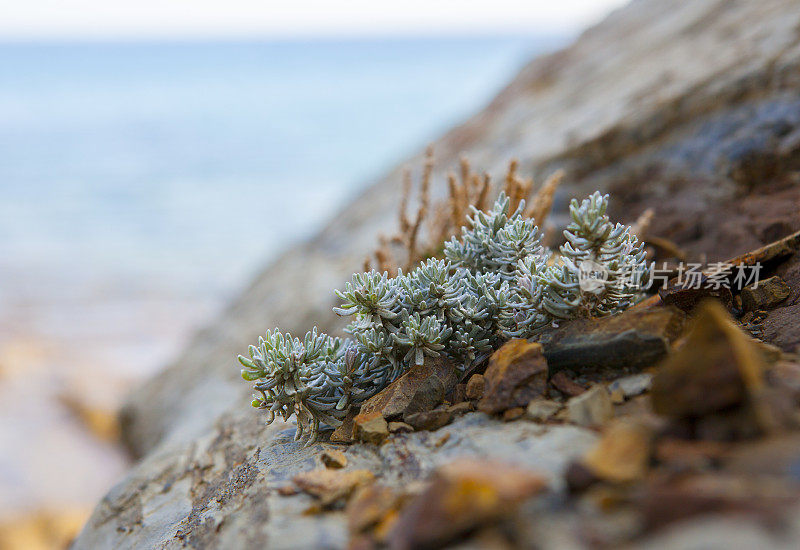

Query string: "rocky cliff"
[76, 0, 800, 547]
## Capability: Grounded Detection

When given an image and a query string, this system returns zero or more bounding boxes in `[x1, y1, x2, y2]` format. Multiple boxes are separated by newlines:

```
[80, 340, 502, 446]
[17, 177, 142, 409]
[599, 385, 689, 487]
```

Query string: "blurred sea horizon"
[0, 35, 564, 520]
[0, 36, 564, 375]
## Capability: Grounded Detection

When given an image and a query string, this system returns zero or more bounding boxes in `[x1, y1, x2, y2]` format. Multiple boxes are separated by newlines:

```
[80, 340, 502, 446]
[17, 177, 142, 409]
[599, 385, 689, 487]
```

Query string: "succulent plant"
[239, 190, 647, 443]
[538, 191, 648, 319]
[444, 193, 542, 280]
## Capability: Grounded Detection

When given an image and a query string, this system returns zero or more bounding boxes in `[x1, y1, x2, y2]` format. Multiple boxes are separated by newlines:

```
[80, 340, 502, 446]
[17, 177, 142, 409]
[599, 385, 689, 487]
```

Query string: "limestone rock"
[117, 0, 800, 467]
[607, 373, 653, 400]
[388, 459, 547, 549]
[74, 414, 596, 549]
[741, 276, 790, 311]
[542, 307, 685, 375]
[478, 340, 548, 415]
[567, 386, 614, 427]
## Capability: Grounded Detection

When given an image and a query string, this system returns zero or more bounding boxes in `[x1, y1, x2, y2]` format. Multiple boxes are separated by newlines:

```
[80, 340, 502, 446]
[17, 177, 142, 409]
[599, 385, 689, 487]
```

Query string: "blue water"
[0, 37, 562, 303]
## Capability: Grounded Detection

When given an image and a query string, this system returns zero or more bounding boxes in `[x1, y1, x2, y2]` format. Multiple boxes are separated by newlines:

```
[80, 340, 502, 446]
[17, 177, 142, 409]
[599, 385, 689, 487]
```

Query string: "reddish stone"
[550, 371, 585, 397]
[478, 340, 548, 415]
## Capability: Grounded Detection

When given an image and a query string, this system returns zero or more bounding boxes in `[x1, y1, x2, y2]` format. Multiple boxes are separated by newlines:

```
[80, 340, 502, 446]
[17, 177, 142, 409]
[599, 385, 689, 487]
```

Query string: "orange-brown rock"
[650, 300, 775, 436]
[330, 409, 357, 444]
[465, 374, 485, 400]
[277, 485, 299, 496]
[654, 438, 729, 471]
[320, 449, 348, 469]
[347, 484, 405, 542]
[583, 419, 654, 483]
[359, 356, 458, 420]
[404, 409, 452, 431]
[292, 469, 375, 507]
[478, 340, 548, 415]
[0, 509, 89, 550]
[389, 459, 547, 549]
[353, 411, 389, 445]
[502, 407, 525, 421]
[447, 401, 474, 416]
[741, 275, 790, 311]
[637, 473, 800, 533]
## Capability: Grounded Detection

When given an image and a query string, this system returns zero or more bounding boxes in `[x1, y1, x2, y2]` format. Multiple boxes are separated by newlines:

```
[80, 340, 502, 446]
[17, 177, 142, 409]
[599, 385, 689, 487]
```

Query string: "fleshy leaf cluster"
[239, 191, 647, 442]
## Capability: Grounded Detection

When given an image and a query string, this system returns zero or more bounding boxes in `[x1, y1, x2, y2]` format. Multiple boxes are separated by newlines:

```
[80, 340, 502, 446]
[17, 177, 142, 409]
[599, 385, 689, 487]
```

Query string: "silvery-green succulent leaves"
[540, 191, 648, 319]
[334, 270, 401, 327]
[238, 328, 350, 443]
[444, 192, 542, 280]
[393, 311, 452, 365]
[240, 190, 648, 443]
[502, 253, 552, 337]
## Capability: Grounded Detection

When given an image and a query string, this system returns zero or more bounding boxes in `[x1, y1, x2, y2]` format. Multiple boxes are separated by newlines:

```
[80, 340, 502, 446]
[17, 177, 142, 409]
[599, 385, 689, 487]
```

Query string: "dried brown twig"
[631, 208, 655, 239]
[403, 148, 433, 266]
[503, 159, 534, 214]
[365, 150, 564, 273]
[526, 169, 563, 225]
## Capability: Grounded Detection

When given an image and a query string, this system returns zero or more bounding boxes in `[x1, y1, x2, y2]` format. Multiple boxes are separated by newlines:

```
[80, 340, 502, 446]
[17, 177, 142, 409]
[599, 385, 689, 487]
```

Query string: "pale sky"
[0, 0, 629, 40]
